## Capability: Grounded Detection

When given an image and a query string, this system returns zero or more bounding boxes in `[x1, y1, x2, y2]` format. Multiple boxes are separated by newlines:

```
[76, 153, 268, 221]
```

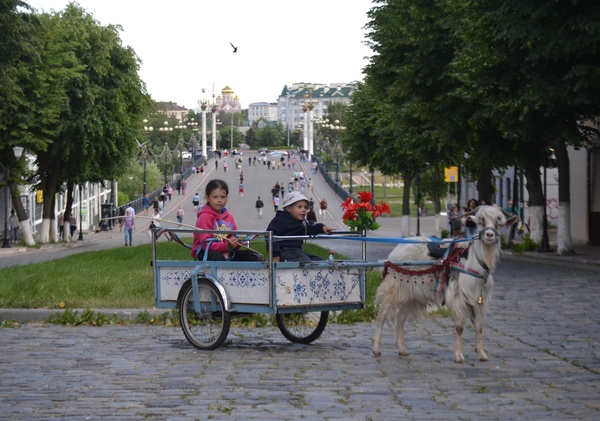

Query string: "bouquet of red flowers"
[341, 191, 391, 232]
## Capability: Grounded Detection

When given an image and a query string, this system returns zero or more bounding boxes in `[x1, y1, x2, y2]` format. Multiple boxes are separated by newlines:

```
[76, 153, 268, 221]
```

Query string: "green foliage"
[503, 235, 539, 253]
[244, 124, 286, 149]
[116, 158, 164, 200]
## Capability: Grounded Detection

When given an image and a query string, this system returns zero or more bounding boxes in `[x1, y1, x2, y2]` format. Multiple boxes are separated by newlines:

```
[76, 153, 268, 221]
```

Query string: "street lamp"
[142, 119, 153, 195]
[177, 135, 184, 177]
[540, 149, 552, 252]
[159, 121, 173, 184]
[1, 146, 24, 248]
[78, 184, 84, 241]
[199, 88, 209, 161]
[333, 143, 343, 195]
[416, 173, 422, 236]
[160, 142, 172, 184]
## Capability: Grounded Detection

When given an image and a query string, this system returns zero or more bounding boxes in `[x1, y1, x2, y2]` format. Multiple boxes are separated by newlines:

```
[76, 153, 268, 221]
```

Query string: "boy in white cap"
[266, 191, 334, 262]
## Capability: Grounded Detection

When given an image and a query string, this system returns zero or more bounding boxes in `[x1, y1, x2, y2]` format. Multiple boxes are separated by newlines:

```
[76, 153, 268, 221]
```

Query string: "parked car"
[181, 151, 192, 160]
[269, 150, 288, 157]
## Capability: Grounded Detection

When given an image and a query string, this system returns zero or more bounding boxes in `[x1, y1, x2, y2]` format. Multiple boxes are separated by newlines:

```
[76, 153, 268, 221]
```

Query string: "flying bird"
[230, 42, 238, 53]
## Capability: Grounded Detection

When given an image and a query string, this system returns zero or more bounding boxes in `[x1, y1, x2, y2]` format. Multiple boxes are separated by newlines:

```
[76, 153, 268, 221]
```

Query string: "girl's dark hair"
[205, 179, 229, 196]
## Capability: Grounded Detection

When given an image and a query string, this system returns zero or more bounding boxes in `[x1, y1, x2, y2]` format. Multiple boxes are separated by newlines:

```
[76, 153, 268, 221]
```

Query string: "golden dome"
[222, 85, 234, 94]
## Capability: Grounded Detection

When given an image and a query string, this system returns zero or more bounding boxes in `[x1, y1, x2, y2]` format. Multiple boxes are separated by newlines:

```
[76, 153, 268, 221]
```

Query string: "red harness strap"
[383, 246, 467, 281]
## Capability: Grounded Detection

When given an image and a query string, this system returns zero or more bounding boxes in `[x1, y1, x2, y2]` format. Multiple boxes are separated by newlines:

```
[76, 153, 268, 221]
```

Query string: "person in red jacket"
[191, 179, 262, 261]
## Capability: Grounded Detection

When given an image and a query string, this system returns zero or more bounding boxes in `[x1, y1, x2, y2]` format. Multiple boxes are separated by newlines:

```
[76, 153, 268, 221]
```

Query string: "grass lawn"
[0, 240, 382, 324]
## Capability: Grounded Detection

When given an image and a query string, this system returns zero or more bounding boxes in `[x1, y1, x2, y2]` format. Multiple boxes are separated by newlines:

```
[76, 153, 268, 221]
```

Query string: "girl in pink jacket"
[191, 179, 262, 262]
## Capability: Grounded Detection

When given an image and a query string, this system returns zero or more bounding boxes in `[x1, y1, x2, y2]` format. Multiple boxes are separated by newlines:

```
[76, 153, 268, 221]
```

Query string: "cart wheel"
[177, 278, 230, 350]
[275, 311, 329, 344]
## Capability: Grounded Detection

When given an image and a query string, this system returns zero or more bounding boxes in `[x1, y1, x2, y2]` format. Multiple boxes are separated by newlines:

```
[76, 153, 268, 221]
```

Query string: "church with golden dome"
[215, 85, 241, 113]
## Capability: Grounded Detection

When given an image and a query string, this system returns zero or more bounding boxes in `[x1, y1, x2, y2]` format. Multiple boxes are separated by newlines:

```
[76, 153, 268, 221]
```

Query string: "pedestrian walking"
[181, 179, 187, 195]
[319, 197, 328, 219]
[200, 165, 204, 176]
[120, 209, 135, 247]
[267, 160, 271, 170]
[255, 196, 264, 219]
[176, 204, 184, 228]
[58, 211, 65, 240]
[69, 213, 77, 239]
[176, 178, 182, 195]
[192, 192, 200, 208]
[9, 210, 19, 243]
[239, 182, 244, 196]
[142, 193, 150, 215]
[223, 161, 228, 172]
[273, 196, 280, 212]
[167, 185, 173, 201]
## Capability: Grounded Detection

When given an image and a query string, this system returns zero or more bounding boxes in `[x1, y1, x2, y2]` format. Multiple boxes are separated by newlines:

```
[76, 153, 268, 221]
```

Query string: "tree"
[0, 0, 67, 245]
[451, 0, 600, 252]
[32, 4, 151, 243]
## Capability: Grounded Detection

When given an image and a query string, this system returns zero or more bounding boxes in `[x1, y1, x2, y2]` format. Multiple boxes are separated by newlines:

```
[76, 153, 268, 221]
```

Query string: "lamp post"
[78, 184, 84, 241]
[333, 143, 343, 185]
[230, 111, 234, 151]
[416, 173, 422, 236]
[1, 146, 24, 248]
[159, 121, 172, 183]
[540, 150, 551, 252]
[177, 135, 184, 177]
[141, 120, 153, 195]
[211, 101, 218, 154]
[286, 93, 292, 147]
[199, 88, 209, 161]
[186, 118, 198, 162]
[330, 120, 347, 192]
[160, 142, 172, 184]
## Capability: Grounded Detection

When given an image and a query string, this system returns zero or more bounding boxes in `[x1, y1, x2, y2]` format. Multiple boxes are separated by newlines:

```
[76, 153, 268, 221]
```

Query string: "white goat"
[372, 205, 516, 363]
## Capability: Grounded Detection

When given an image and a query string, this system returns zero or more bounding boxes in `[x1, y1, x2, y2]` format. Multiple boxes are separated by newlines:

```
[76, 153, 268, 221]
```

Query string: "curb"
[0, 308, 171, 324]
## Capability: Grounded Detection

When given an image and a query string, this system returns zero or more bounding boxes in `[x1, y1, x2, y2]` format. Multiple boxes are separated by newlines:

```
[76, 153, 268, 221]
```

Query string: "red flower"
[357, 191, 372, 203]
[340, 191, 391, 232]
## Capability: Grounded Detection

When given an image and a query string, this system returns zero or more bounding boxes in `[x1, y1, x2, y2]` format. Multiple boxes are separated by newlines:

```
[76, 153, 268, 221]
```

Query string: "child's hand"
[226, 236, 240, 250]
[322, 226, 335, 234]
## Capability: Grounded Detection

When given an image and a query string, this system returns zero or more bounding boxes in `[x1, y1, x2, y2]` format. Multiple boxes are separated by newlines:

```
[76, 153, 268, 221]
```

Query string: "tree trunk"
[401, 172, 412, 237]
[555, 143, 574, 255]
[63, 183, 75, 242]
[432, 166, 442, 236]
[524, 161, 544, 243]
[9, 181, 35, 246]
[507, 166, 520, 244]
[476, 167, 494, 205]
[39, 170, 60, 244]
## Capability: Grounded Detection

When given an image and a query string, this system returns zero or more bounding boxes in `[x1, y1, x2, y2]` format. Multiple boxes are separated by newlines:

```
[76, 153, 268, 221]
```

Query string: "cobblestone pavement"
[1, 259, 599, 420]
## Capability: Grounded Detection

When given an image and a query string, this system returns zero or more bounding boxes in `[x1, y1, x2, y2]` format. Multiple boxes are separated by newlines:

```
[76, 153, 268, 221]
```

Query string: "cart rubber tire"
[275, 311, 329, 344]
[177, 278, 230, 350]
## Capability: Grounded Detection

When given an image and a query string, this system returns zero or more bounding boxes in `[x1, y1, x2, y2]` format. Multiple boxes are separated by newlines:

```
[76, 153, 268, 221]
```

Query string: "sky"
[26, 0, 374, 110]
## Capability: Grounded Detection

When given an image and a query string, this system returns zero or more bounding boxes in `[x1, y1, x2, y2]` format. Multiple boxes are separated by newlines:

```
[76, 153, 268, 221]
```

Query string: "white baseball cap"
[282, 191, 309, 208]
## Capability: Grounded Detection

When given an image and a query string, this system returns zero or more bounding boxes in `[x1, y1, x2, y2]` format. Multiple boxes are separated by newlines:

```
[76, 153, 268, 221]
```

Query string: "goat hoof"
[478, 354, 489, 362]
[398, 350, 409, 357]
[371, 348, 381, 356]
[454, 354, 465, 364]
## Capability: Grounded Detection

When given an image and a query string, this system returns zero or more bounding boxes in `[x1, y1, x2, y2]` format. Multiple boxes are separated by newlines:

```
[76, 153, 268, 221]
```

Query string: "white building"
[277, 83, 355, 130]
[248, 102, 278, 126]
